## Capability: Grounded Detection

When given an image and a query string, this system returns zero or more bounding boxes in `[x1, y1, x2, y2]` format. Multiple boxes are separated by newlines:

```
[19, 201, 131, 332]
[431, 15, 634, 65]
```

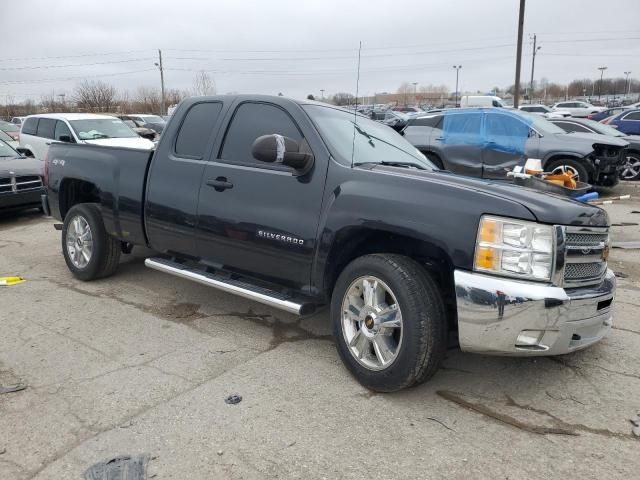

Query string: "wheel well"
[419, 150, 444, 169]
[544, 155, 592, 180]
[59, 179, 100, 220]
[324, 228, 456, 327]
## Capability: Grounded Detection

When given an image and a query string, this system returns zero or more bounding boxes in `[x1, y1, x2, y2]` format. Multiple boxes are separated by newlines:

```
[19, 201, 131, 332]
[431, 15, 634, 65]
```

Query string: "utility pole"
[598, 66, 607, 102]
[453, 65, 462, 106]
[412, 82, 418, 105]
[513, 0, 526, 108]
[624, 71, 631, 96]
[529, 34, 540, 103]
[154, 49, 166, 115]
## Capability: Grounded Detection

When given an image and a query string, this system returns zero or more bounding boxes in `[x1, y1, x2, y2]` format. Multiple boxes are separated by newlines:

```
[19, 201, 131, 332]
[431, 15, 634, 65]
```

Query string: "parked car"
[119, 114, 166, 134]
[402, 108, 628, 186]
[549, 117, 640, 181]
[43, 95, 615, 392]
[0, 129, 18, 149]
[392, 106, 424, 113]
[588, 107, 626, 122]
[19, 113, 154, 161]
[117, 117, 158, 141]
[0, 120, 21, 141]
[601, 109, 640, 136]
[10, 116, 26, 126]
[383, 110, 422, 131]
[0, 139, 45, 212]
[459, 96, 506, 108]
[550, 101, 604, 118]
[518, 104, 570, 118]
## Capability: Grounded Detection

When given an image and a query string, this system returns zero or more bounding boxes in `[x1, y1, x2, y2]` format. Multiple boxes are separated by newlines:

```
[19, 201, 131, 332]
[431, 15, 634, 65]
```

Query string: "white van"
[459, 96, 506, 108]
[19, 113, 155, 161]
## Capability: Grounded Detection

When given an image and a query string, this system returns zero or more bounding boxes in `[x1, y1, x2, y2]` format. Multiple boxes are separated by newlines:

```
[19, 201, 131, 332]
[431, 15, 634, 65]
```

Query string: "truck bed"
[47, 142, 154, 245]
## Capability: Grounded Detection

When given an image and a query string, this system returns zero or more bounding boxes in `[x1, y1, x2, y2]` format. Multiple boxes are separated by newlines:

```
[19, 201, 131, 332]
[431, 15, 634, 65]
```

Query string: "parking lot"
[0, 182, 637, 479]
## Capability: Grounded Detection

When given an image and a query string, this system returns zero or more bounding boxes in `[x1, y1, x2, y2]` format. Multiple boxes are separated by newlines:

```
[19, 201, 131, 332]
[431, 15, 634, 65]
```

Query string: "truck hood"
[552, 132, 629, 152]
[372, 166, 609, 227]
[84, 137, 155, 150]
[0, 155, 43, 176]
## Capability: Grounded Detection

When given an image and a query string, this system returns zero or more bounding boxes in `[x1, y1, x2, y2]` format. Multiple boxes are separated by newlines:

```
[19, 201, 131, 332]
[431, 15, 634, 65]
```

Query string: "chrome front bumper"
[454, 269, 615, 356]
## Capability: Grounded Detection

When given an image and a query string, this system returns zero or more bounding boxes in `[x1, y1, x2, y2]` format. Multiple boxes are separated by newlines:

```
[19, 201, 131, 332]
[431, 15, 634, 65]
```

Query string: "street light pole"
[320, 89, 325, 100]
[624, 71, 632, 96]
[453, 65, 462, 107]
[154, 49, 166, 115]
[597, 66, 607, 102]
[412, 82, 418, 105]
[529, 34, 541, 103]
[513, 0, 526, 108]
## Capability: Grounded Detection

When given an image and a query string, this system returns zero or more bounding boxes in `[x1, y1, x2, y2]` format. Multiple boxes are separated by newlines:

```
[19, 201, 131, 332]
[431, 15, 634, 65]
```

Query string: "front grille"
[562, 227, 609, 287]
[0, 175, 43, 194]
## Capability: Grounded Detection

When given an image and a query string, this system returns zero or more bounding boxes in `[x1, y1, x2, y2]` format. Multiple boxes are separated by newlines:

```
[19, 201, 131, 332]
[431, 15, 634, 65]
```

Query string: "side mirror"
[141, 132, 156, 141]
[16, 147, 34, 158]
[251, 135, 314, 175]
[59, 135, 73, 143]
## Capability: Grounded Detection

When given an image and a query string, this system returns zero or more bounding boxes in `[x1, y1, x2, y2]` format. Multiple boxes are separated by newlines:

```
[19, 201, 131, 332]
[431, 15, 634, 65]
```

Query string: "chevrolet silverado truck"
[43, 95, 615, 392]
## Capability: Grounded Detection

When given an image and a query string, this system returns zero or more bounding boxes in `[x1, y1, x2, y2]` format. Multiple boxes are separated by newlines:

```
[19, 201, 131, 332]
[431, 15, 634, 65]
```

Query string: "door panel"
[434, 112, 483, 177]
[481, 112, 531, 179]
[145, 101, 224, 257]
[196, 101, 326, 289]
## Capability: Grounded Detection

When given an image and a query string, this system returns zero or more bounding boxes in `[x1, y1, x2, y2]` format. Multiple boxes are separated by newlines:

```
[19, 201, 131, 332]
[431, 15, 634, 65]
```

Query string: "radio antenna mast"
[350, 41, 362, 168]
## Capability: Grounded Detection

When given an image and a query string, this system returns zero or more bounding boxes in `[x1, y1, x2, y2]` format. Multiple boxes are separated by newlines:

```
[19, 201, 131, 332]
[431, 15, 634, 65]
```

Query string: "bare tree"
[74, 80, 117, 112]
[331, 92, 355, 106]
[192, 71, 216, 96]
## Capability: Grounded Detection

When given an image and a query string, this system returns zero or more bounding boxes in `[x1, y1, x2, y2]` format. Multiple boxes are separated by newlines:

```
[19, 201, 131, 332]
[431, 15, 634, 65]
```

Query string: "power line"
[0, 68, 157, 85]
[0, 57, 155, 71]
[0, 49, 152, 63]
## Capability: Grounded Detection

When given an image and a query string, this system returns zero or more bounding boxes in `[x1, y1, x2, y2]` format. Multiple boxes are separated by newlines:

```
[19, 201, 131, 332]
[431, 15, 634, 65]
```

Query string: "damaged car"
[403, 108, 628, 186]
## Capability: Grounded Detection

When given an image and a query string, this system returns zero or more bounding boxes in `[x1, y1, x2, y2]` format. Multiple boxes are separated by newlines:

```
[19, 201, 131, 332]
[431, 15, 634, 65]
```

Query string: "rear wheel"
[546, 158, 589, 184]
[331, 254, 447, 392]
[62, 203, 121, 281]
[620, 152, 640, 181]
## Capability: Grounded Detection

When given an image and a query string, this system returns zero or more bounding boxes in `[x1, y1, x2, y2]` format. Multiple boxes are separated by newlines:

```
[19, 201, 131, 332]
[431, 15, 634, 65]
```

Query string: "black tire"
[331, 254, 447, 392]
[423, 151, 445, 170]
[62, 203, 121, 281]
[545, 158, 590, 184]
[619, 152, 640, 181]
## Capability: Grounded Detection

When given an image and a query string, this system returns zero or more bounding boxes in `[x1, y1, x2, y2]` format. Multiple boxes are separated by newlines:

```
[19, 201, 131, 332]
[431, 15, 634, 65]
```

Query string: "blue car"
[603, 109, 640, 135]
[588, 107, 626, 122]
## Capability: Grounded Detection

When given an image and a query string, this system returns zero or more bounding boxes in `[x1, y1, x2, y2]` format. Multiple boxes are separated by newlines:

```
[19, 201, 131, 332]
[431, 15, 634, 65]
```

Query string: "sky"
[1, 0, 639, 103]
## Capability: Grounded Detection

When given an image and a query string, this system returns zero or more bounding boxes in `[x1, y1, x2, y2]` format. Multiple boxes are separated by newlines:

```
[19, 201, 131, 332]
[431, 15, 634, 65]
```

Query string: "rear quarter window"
[21, 117, 38, 135]
[409, 115, 442, 129]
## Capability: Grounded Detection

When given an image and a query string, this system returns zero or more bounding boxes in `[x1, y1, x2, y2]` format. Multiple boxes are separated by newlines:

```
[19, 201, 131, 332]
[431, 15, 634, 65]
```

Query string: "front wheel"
[331, 254, 447, 392]
[620, 152, 640, 181]
[62, 203, 121, 281]
[546, 158, 590, 184]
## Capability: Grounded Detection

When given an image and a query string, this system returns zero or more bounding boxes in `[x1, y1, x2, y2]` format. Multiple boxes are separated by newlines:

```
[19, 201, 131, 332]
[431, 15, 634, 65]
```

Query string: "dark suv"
[403, 108, 628, 186]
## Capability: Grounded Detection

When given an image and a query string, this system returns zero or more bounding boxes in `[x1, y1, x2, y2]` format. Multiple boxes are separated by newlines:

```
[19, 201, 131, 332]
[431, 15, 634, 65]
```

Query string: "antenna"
[350, 41, 362, 169]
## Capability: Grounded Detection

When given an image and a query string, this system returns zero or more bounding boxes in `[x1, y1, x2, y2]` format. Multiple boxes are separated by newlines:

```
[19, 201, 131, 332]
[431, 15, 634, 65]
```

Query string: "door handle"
[207, 177, 234, 191]
[434, 137, 444, 141]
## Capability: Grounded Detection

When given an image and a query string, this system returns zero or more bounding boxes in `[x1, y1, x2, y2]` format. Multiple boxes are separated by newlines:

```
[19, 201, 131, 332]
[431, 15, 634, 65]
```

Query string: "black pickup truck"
[43, 95, 615, 392]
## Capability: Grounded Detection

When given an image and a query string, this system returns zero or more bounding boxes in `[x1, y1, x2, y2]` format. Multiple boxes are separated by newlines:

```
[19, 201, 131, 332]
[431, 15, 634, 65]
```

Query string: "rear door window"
[174, 102, 223, 159]
[442, 112, 482, 145]
[36, 118, 56, 139]
[622, 111, 640, 121]
[21, 117, 38, 135]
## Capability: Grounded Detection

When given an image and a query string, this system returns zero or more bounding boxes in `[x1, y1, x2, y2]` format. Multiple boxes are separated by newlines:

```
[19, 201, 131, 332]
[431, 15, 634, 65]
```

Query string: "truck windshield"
[0, 139, 17, 157]
[70, 118, 139, 140]
[303, 105, 435, 169]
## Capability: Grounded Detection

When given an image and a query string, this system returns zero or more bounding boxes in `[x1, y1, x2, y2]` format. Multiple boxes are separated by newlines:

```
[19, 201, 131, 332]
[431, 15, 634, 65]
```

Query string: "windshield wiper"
[355, 160, 426, 170]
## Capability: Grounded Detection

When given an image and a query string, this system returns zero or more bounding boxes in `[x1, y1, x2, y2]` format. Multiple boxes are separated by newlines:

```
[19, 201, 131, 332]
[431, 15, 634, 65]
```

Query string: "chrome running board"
[145, 257, 314, 315]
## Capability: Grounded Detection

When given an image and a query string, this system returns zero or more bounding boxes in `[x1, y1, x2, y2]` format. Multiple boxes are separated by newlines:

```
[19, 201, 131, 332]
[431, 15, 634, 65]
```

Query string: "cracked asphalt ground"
[1, 183, 639, 480]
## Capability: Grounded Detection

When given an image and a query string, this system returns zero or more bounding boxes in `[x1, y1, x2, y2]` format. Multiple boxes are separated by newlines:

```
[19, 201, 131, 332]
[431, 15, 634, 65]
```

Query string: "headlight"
[474, 215, 554, 281]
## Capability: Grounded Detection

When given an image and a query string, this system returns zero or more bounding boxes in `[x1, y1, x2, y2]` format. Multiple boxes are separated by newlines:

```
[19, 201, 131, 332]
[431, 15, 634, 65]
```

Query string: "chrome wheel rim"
[620, 156, 640, 180]
[66, 215, 93, 269]
[551, 165, 580, 180]
[341, 276, 403, 371]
